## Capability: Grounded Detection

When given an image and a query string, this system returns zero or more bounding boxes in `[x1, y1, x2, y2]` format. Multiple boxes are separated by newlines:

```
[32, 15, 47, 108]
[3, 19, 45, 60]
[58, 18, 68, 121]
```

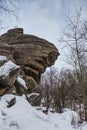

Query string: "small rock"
[7, 97, 16, 108]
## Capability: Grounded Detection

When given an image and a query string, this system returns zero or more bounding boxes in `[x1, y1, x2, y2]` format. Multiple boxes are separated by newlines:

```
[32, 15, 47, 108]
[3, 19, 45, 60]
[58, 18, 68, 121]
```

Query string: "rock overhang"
[0, 28, 60, 96]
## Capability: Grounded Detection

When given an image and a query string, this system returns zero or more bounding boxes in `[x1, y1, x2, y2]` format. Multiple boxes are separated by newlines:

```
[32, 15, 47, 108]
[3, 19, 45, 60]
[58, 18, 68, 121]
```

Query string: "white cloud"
[15, 0, 62, 44]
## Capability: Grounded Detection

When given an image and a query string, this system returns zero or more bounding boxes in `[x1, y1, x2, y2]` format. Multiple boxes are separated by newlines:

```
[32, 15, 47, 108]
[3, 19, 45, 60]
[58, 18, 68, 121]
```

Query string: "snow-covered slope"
[0, 94, 87, 130]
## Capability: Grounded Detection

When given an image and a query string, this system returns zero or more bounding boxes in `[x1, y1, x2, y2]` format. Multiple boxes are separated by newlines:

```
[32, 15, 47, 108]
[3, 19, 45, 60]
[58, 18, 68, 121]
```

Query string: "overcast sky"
[2, 0, 87, 69]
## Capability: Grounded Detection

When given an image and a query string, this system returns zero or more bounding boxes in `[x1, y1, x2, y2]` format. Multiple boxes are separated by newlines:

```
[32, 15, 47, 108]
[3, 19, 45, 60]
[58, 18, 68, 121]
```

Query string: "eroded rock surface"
[0, 28, 59, 97]
[0, 56, 20, 96]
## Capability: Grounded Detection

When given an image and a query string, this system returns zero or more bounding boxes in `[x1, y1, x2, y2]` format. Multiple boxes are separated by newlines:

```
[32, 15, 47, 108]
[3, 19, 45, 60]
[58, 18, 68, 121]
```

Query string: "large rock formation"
[0, 28, 59, 97]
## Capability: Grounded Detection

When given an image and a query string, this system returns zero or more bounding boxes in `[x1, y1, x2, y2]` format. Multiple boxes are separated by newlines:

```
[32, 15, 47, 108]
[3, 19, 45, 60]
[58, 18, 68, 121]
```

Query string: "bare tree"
[41, 66, 59, 113]
[46, 66, 58, 95]
[60, 6, 87, 121]
[0, 0, 19, 16]
[0, 0, 21, 29]
[41, 67, 80, 113]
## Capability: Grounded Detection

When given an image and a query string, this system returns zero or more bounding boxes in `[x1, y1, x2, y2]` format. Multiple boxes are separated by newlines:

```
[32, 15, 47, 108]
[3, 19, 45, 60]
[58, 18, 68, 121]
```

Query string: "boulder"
[0, 43, 14, 61]
[0, 28, 59, 79]
[14, 77, 27, 95]
[25, 76, 38, 92]
[7, 97, 16, 108]
[0, 28, 59, 97]
[0, 59, 20, 95]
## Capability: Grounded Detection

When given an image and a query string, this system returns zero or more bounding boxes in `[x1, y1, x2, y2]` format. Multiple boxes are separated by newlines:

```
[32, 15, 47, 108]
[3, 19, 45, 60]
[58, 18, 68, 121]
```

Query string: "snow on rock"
[17, 77, 27, 89]
[0, 94, 87, 130]
[0, 55, 7, 62]
[27, 92, 39, 98]
[0, 60, 20, 92]
[0, 60, 20, 77]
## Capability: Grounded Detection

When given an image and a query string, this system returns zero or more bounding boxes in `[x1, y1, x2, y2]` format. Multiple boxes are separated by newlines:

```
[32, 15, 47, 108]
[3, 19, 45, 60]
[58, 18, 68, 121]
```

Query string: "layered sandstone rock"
[0, 28, 59, 97]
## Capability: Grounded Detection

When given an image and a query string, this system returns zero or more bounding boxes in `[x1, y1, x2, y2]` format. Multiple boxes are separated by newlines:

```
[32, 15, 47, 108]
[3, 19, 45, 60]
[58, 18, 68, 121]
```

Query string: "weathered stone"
[26, 94, 41, 106]
[0, 67, 20, 87]
[0, 28, 23, 43]
[7, 97, 16, 108]
[0, 87, 9, 96]
[0, 60, 20, 95]
[0, 28, 59, 98]
[25, 76, 38, 92]
[14, 80, 25, 95]
[6, 85, 16, 95]
[0, 28, 59, 84]
[0, 44, 14, 59]
[27, 85, 42, 106]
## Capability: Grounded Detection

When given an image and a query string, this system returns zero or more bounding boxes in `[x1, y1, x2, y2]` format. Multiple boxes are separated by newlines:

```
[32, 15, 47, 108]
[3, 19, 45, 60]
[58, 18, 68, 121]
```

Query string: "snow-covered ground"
[0, 94, 87, 130]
